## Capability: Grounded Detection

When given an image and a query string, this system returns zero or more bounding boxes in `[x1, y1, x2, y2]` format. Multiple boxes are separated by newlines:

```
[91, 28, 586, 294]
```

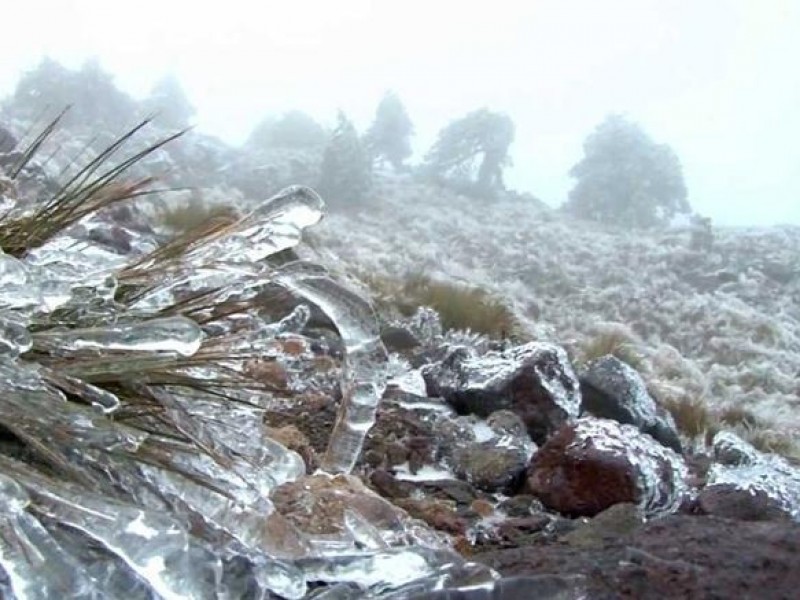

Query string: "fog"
[2, 0, 798, 226]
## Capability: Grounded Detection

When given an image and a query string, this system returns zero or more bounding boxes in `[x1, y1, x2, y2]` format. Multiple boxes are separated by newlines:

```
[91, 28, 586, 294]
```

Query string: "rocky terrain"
[1, 89, 799, 599]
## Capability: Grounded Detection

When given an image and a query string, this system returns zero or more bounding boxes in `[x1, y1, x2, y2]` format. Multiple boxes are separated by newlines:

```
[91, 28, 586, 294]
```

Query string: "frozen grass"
[363, 270, 519, 338]
[310, 175, 800, 454]
[156, 197, 239, 233]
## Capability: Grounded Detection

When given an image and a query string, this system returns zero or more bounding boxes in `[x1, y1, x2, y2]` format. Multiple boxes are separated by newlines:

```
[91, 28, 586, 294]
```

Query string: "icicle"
[34, 316, 204, 356]
[0, 458, 222, 600]
[275, 263, 388, 474]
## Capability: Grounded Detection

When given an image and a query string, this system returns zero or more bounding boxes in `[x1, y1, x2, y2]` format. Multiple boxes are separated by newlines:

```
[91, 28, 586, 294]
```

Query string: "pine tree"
[366, 91, 413, 170]
[424, 108, 514, 197]
[144, 75, 195, 130]
[317, 112, 372, 206]
[565, 114, 690, 228]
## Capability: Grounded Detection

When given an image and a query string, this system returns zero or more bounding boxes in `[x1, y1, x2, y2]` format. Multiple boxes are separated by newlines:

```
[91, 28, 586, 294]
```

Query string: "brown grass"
[578, 330, 645, 371]
[658, 393, 716, 443]
[363, 271, 518, 338]
[157, 199, 240, 233]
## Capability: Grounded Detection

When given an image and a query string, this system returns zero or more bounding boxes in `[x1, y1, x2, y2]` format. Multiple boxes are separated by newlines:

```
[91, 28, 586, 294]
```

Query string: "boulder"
[579, 355, 682, 453]
[424, 342, 581, 445]
[526, 418, 687, 517]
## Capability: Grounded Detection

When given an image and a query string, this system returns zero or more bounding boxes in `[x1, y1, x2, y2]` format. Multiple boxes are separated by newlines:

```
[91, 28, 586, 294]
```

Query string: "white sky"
[2, 0, 798, 226]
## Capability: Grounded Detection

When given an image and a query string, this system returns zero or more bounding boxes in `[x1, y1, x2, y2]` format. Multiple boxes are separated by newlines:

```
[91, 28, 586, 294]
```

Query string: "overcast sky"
[2, 0, 798, 226]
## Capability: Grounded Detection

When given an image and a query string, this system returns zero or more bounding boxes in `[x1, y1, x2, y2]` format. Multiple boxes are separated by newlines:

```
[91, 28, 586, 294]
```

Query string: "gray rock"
[580, 355, 682, 453]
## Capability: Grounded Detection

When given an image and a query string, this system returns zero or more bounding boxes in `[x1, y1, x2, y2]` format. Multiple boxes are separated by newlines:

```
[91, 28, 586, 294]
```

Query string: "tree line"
[4, 59, 692, 229]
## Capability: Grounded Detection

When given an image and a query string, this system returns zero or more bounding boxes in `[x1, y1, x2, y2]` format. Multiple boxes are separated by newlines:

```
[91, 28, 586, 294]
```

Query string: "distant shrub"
[364, 271, 518, 338]
[366, 91, 414, 170]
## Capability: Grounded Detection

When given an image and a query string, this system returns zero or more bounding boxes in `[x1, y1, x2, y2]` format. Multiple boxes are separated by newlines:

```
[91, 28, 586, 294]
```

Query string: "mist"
[2, 0, 799, 226]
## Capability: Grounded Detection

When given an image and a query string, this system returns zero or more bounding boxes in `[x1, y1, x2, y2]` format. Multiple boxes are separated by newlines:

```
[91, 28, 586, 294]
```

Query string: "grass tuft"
[363, 270, 518, 338]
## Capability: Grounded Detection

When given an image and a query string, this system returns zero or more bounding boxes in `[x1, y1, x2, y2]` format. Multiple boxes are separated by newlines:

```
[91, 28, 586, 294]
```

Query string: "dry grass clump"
[363, 270, 518, 338]
[656, 394, 800, 462]
[157, 198, 240, 233]
[577, 328, 645, 371]
[658, 393, 717, 444]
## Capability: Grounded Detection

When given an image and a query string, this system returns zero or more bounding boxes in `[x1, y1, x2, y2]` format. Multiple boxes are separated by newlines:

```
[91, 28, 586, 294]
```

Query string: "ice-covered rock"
[705, 431, 800, 521]
[580, 355, 682, 453]
[423, 342, 581, 445]
[526, 417, 688, 517]
[439, 411, 535, 493]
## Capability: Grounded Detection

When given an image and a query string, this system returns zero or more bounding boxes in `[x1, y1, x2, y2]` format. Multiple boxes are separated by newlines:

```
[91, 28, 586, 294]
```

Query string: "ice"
[0, 475, 100, 600]
[276, 262, 388, 474]
[0, 458, 223, 600]
[33, 316, 204, 356]
[394, 463, 457, 482]
[0, 316, 31, 357]
[182, 185, 324, 265]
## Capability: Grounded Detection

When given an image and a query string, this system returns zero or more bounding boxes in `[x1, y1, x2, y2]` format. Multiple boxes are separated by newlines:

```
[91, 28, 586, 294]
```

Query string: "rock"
[368, 469, 414, 499]
[452, 444, 529, 493]
[264, 425, 318, 473]
[706, 431, 800, 521]
[497, 495, 545, 518]
[712, 430, 760, 466]
[560, 503, 644, 548]
[394, 498, 467, 535]
[580, 355, 682, 453]
[424, 342, 581, 445]
[697, 483, 792, 522]
[409, 575, 588, 600]
[526, 418, 687, 517]
[381, 324, 421, 352]
[477, 515, 800, 600]
[437, 412, 534, 493]
[271, 473, 408, 536]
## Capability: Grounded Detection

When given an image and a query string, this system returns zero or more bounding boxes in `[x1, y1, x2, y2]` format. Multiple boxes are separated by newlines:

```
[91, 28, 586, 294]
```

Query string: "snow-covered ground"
[311, 173, 800, 443]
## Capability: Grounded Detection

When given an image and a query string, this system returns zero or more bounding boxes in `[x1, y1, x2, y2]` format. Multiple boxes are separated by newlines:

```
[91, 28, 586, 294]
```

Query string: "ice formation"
[0, 169, 496, 598]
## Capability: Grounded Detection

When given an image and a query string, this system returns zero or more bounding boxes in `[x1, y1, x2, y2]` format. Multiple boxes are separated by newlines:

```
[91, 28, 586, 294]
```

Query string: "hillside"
[311, 172, 800, 454]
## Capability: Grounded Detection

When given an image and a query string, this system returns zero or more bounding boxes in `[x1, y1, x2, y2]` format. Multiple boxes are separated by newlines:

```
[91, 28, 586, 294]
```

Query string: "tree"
[365, 91, 413, 170]
[565, 115, 690, 228]
[246, 111, 327, 149]
[423, 108, 514, 197]
[4, 58, 138, 130]
[143, 75, 195, 130]
[317, 111, 372, 206]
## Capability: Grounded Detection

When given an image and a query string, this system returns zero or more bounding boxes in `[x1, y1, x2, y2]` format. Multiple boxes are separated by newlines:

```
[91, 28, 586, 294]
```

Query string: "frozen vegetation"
[311, 172, 800, 455]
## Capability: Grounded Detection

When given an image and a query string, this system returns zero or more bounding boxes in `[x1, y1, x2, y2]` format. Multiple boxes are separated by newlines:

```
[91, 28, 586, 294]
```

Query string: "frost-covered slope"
[311, 173, 800, 441]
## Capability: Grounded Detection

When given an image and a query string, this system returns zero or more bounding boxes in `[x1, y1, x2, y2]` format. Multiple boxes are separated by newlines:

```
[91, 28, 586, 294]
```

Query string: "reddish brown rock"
[526, 418, 687, 517]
